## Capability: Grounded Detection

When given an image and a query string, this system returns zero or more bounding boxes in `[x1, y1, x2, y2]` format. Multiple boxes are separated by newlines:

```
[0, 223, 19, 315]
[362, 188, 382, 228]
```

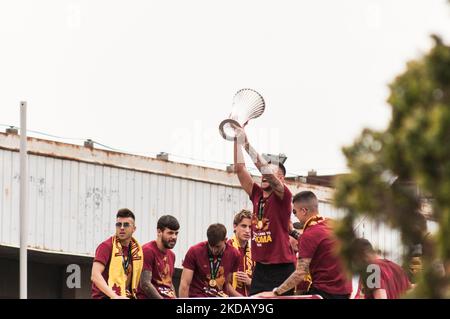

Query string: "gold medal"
[209, 279, 217, 287]
[257, 220, 263, 229]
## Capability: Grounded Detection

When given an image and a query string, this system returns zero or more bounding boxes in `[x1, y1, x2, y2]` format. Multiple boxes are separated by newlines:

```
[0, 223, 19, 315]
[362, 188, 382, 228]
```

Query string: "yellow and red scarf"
[230, 235, 253, 295]
[108, 236, 143, 298]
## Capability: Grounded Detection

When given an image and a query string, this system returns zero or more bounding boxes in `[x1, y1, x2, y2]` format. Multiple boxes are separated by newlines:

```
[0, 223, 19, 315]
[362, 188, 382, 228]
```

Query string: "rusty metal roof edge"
[0, 242, 94, 258]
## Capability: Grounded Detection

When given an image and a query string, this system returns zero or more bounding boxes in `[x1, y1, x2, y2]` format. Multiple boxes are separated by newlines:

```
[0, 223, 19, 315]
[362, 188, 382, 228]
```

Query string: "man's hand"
[254, 291, 276, 298]
[236, 271, 252, 286]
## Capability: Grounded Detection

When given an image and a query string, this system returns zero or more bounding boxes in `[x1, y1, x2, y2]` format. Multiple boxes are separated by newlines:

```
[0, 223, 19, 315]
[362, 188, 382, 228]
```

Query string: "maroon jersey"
[136, 241, 176, 299]
[250, 183, 296, 264]
[91, 237, 133, 299]
[298, 220, 352, 295]
[182, 241, 240, 297]
[364, 259, 411, 299]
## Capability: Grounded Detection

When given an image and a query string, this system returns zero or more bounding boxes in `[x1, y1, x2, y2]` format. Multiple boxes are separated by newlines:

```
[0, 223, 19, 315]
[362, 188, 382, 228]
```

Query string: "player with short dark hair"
[91, 208, 143, 299]
[233, 127, 296, 295]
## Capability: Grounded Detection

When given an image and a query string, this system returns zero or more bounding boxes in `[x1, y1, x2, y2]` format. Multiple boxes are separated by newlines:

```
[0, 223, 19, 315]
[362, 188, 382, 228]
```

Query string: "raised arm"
[256, 258, 311, 297]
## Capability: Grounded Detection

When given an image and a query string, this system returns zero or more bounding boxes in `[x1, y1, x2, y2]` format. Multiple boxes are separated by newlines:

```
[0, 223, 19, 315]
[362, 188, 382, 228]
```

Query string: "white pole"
[19, 101, 28, 299]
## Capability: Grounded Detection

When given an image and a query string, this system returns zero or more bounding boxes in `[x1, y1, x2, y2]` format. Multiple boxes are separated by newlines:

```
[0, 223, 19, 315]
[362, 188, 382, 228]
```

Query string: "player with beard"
[233, 126, 296, 295]
[137, 215, 180, 299]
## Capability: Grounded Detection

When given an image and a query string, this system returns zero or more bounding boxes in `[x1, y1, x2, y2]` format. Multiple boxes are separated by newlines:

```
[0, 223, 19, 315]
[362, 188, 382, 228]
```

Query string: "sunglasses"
[115, 222, 132, 228]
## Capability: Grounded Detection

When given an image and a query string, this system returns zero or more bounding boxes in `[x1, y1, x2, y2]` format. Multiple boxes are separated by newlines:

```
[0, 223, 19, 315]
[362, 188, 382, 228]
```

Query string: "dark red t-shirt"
[364, 259, 411, 299]
[249, 183, 296, 264]
[298, 221, 352, 295]
[136, 241, 176, 299]
[182, 241, 240, 297]
[91, 237, 133, 299]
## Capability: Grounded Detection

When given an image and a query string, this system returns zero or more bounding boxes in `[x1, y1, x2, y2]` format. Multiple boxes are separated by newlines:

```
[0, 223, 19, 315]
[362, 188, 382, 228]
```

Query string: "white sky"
[1, 0, 450, 176]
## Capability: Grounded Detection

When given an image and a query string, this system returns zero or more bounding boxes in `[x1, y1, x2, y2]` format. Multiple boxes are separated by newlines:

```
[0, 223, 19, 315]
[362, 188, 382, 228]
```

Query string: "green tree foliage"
[334, 35, 450, 298]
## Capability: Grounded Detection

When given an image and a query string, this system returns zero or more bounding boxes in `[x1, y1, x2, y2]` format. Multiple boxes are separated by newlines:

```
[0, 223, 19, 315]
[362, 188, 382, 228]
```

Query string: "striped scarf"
[230, 235, 253, 296]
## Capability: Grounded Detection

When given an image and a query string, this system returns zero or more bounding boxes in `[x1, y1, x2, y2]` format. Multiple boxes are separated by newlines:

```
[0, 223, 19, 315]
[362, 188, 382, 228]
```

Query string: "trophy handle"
[219, 119, 242, 141]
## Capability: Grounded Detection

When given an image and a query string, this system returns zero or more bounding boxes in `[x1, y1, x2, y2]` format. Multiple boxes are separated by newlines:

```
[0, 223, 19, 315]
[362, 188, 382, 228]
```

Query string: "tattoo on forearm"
[277, 258, 311, 295]
[243, 142, 284, 194]
[246, 145, 281, 182]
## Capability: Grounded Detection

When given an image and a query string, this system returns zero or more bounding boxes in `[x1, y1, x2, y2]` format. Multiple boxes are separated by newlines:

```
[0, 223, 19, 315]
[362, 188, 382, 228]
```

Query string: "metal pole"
[19, 101, 28, 299]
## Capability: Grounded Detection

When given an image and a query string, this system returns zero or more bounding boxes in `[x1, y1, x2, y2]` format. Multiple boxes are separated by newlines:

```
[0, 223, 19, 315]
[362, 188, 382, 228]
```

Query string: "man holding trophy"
[219, 89, 296, 296]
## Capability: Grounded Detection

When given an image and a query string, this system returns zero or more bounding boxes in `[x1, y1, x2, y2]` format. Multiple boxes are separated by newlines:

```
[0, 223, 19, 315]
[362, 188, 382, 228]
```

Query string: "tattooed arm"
[257, 158, 285, 199]
[139, 270, 163, 299]
[171, 284, 177, 298]
[91, 261, 128, 299]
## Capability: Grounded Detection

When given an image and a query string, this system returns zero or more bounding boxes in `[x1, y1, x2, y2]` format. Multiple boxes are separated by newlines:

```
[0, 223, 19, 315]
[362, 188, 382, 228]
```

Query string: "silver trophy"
[219, 88, 265, 141]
